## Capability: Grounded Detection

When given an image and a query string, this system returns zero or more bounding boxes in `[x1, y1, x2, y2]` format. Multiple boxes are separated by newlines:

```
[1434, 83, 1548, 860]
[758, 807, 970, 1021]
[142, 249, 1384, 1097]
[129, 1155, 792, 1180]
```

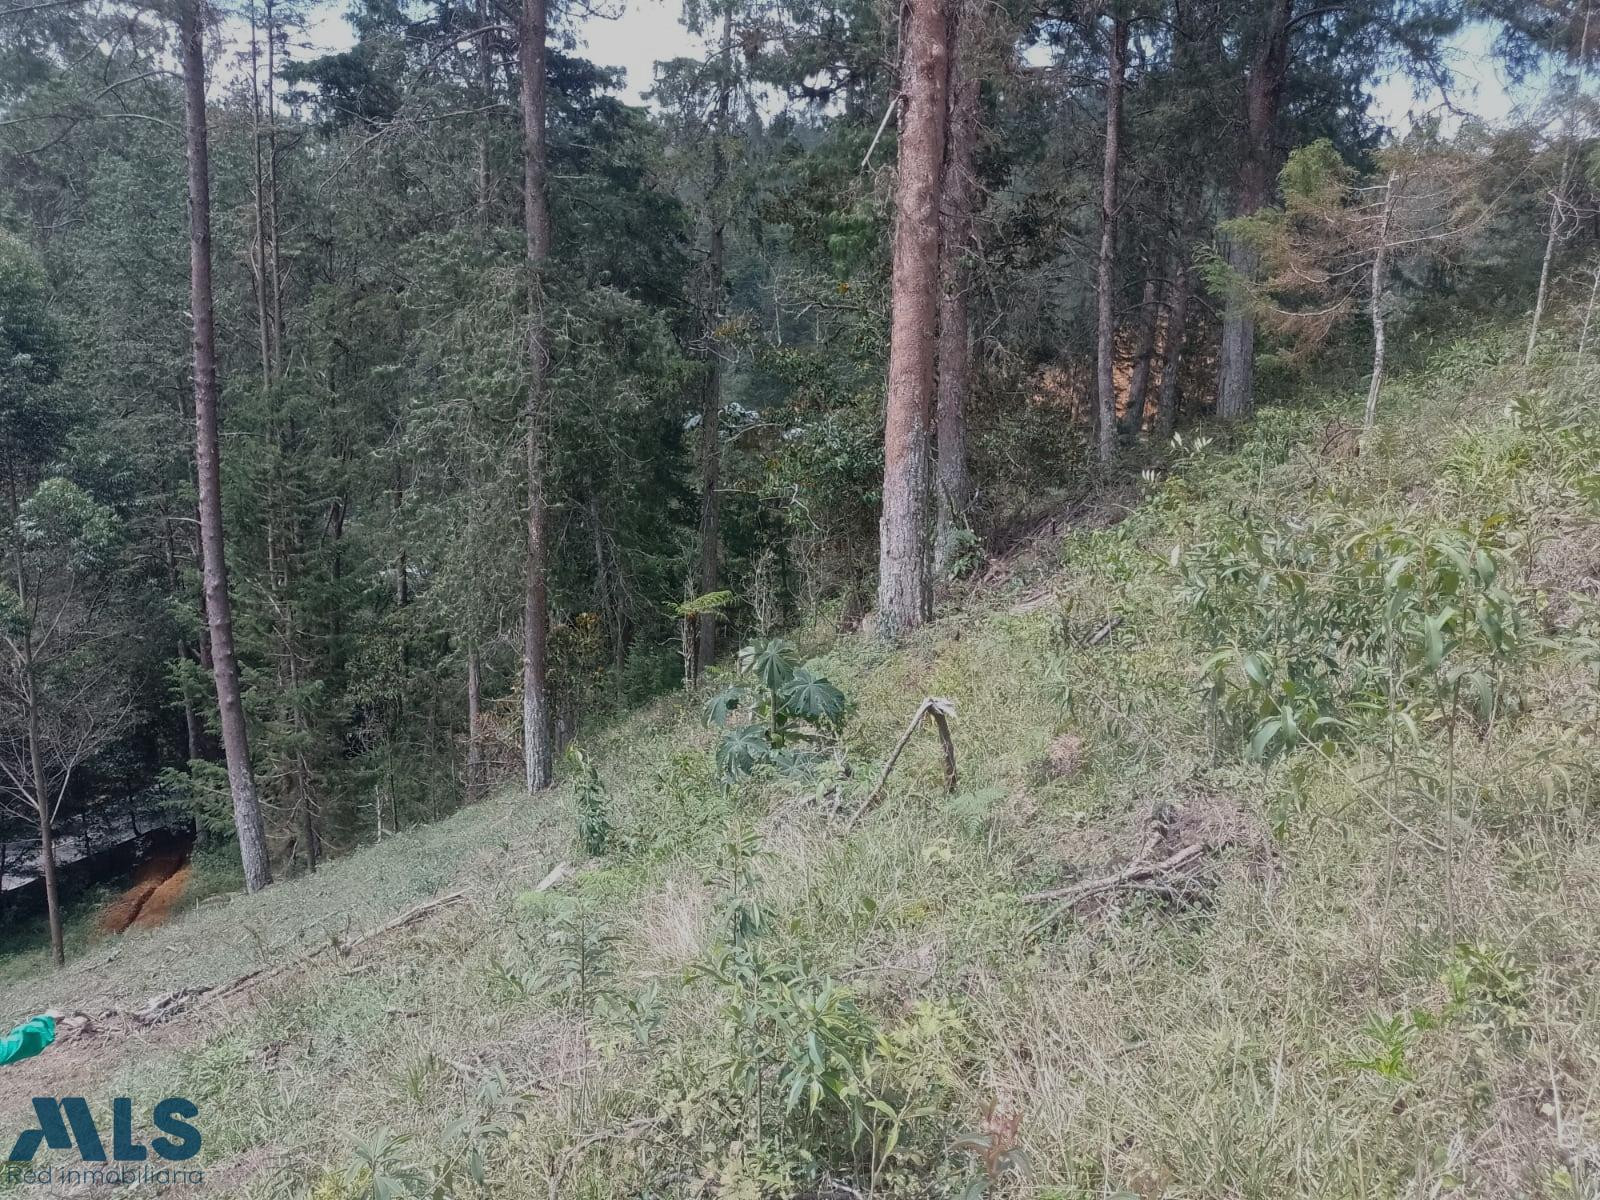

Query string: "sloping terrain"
[4, 316, 1600, 1199]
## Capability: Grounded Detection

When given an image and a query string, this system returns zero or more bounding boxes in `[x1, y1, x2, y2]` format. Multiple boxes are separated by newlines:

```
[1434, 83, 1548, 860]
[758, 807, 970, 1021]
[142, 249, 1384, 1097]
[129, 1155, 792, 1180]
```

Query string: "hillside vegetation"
[5, 311, 1600, 1199]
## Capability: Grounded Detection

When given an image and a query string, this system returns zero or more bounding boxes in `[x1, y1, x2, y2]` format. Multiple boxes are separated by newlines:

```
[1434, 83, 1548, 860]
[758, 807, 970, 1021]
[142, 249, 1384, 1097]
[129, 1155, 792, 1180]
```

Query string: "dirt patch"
[130, 863, 191, 929]
[97, 852, 186, 935]
[1041, 733, 1086, 781]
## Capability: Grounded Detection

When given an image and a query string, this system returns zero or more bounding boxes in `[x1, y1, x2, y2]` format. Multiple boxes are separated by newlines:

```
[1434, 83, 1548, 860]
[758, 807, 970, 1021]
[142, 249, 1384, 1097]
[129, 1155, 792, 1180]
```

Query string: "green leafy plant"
[1179, 511, 1535, 761]
[705, 639, 850, 779]
[541, 901, 618, 1011]
[1344, 1012, 1419, 1083]
[1441, 941, 1532, 1037]
[566, 746, 611, 856]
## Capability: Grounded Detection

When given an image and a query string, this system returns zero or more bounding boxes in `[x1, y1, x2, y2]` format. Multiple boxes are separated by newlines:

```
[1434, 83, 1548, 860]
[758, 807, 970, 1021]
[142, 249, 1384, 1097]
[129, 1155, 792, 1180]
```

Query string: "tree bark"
[934, 4, 977, 578]
[519, 0, 553, 791]
[1215, 0, 1292, 420]
[876, 0, 948, 638]
[181, 0, 273, 893]
[695, 0, 734, 677]
[1094, 15, 1127, 465]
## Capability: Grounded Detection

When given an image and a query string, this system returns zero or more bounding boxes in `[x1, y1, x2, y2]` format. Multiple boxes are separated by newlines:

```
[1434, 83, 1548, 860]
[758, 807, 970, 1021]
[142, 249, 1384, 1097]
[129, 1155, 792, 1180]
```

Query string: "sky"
[290, 0, 702, 103]
[282, 1, 1536, 128]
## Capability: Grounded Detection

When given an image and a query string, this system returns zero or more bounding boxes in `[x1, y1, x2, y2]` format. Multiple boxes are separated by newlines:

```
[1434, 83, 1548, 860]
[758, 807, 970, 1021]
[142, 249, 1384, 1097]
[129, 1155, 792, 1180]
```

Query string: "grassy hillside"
[5, 310, 1600, 1200]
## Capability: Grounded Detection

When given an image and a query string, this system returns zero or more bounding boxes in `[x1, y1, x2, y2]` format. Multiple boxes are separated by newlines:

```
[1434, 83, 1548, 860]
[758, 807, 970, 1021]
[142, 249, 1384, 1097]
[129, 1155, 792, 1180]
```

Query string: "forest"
[2, 0, 1600, 1193]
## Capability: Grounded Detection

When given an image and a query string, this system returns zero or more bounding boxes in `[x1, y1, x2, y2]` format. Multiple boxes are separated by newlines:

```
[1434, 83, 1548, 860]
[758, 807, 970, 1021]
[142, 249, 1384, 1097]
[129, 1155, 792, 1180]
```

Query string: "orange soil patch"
[97, 852, 185, 934]
[129, 862, 191, 929]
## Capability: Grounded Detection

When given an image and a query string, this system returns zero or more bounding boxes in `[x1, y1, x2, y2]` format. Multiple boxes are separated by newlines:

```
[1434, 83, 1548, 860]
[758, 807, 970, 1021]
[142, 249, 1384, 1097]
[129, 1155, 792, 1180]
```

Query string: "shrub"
[705, 639, 850, 779]
[1177, 509, 1535, 759]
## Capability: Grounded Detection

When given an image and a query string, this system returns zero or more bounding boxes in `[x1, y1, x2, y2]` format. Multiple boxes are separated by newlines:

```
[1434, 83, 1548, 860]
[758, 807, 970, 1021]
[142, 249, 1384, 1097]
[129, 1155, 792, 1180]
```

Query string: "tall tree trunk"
[934, 4, 977, 578]
[1579, 252, 1600, 366]
[8, 473, 63, 967]
[1153, 258, 1191, 440]
[1119, 274, 1162, 439]
[180, 0, 272, 893]
[1093, 15, 1127, 465]
[1528, 0, 1594, 366]
[477, 0, 493, 222]
[519, 0, 553, 791]
[1215, 0, 1292, 420]
[876, 0, 949, 638]
[248, 0, 273, 387]
[263, 0, 284, 367]
[465, 646, 483, 801]
[1525, 155, 1571, 369]
[695, 0, 734, 677]
[1363, 171, 1397, 431]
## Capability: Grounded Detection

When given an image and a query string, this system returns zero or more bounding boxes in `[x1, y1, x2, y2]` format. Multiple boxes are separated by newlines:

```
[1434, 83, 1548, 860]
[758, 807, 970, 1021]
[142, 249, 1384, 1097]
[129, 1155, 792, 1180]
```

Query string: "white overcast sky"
[282, 2, 1534, 126]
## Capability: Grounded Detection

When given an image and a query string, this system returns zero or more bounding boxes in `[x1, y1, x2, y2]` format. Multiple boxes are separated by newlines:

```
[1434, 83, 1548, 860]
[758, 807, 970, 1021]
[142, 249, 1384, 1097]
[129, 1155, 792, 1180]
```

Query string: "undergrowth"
[5, 311, 1600, 1199]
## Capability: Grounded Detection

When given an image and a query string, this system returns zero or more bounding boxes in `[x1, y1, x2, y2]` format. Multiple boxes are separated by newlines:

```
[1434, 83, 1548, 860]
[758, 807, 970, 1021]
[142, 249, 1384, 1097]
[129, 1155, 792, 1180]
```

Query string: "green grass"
[6, 306, 1600, 1199]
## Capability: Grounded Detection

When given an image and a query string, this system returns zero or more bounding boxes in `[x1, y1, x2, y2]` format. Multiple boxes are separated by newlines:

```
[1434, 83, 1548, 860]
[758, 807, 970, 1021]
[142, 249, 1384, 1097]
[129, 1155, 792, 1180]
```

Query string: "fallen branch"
[122, 890, 471, 1026]
[1023, 843, 1209, 935]
[849, 697, 958, 826]
[1022, 843, 1205, 905]
[532, 861, 571, 893]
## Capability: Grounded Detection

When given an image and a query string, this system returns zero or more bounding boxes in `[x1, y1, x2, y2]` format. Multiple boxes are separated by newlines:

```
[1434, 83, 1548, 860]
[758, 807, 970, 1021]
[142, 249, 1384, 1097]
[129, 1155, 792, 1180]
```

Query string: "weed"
[706, 638, 850, 779]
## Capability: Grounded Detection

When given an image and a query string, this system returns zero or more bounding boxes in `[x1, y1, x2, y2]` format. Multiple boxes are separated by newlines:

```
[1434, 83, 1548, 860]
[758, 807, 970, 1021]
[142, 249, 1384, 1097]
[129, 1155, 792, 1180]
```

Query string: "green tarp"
[0, 1014, 55, 1067]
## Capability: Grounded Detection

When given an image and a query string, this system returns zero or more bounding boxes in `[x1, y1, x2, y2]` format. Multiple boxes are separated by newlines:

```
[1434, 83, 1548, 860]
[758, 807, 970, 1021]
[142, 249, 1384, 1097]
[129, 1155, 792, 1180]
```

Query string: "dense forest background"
[0, 0, 1595, 958]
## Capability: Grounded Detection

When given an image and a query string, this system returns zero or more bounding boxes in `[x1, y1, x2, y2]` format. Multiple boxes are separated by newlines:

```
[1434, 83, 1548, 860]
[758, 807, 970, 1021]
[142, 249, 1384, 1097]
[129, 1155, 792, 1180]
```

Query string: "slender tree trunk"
[263, 0, 284, 367]
[695, 0, 734, 677]
[161, 511, 209, 763]
[934, 4, 977, 578]
[1525, 156, 1570, 369]
[180, 0, 272, 893]
[465, 646, 483, 801]
[247, 1, 273, 387]
[476, 0, 493, 222]
[32, 768, 61, 967]
[8, 473, 63, 967]
[1153, 259, 1191, 440]
[1120, 274, 1162, 439]
[519, 0, 553, 790]
[1216, 0, 1292, 420]
[1579, 252, 1600, 366]
[1094, 15, 1127, 465]
[876, 0, 949, 638]
[1363, 171, 1397, 431]
[1528, 0, 1594, 367]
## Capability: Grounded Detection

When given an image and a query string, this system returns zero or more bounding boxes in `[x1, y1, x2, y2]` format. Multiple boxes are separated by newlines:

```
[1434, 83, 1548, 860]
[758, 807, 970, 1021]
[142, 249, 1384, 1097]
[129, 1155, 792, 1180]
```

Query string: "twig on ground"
[1023, 843, 1209, 936]
[114, 891, 472, 1028]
